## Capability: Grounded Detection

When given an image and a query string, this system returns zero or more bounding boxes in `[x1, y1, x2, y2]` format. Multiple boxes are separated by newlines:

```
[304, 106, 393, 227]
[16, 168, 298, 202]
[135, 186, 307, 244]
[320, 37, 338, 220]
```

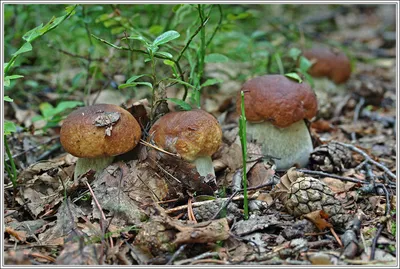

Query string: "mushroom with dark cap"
[303, 46, 352, 84]
[60, 104, 142, 179]
[148, 109, 222, 177]
[236, 74, 318, 169]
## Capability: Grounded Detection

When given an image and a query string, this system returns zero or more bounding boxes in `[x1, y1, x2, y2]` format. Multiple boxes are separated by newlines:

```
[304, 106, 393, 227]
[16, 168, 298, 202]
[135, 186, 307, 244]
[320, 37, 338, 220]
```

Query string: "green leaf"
[163, 60, 175, 67]
[288, 47, 302, 60]
[118, 82, 153, 89]
[201, 78, 223, 87]
[285, 72, 303, 83]
[149, 25, 163, 35]
[12, 42, 32, 57]
[4, 96, 13, 102]
[111, 27, 125, 35]
[4, 121, 17, 136]
[39, 102, 55, 118]
[155, 51, 173, 59]
[54, 101, 83, 115]
[299, 56, 312, 72]
[166, 98, 192, 111]
[126, 74, 151, 84]
[22, 24, 43, 42]
[127, 34, 149, 45]
[167, 78, 196, 89]
[152, 30, 180, 46]
[5, 75, 24, 80]
[31, 115, 44, 122]
[205, 53, 229, 63]
[92, 34, 125, 50]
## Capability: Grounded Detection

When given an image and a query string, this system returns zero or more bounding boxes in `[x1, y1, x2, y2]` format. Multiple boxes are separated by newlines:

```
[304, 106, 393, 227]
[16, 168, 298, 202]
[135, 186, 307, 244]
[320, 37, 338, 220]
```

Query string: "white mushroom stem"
[74, 156, 115, 180]
[245, 120, 313, 170]
[193, 156, 215, 177]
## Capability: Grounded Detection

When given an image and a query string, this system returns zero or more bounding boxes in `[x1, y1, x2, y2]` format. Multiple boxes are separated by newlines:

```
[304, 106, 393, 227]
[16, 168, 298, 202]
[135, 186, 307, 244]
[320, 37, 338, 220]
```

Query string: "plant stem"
[4, 136, 17, 187]
[239, 91, 249, 220]
[149, 50, 157, 120]
[205, 5, 223, 47]
[196, 4, 207, 108]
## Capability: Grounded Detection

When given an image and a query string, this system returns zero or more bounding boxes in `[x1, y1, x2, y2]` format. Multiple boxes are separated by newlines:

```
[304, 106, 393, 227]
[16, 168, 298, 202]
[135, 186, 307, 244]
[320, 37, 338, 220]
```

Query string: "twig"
[191, 259, 228, 265]
[212, 181, 275, 220]
[335, 141, 396, 180]
[139, 139, 179, 157]
[174, 251, 219, 265]
[86, 181, 114, 248]
[329, 227, 343, 247]
[351, 97, 365, 142]
[29, 252, 56, 263]
[165, 192, 259, 214]
[187, 198, 197, 223]
[297, 169, 368, 185]
[167, 244, 187, 265]
[370, 224, 385, 261]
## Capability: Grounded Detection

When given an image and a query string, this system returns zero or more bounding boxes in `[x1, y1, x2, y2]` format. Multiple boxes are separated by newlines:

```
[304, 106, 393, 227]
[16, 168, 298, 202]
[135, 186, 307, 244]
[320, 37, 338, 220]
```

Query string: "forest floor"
[3, 4, 398, 266]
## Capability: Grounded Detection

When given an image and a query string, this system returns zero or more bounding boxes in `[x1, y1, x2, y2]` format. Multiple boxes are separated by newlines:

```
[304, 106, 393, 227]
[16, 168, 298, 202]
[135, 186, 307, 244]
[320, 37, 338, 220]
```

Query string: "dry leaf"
[302, 210, 333, 231]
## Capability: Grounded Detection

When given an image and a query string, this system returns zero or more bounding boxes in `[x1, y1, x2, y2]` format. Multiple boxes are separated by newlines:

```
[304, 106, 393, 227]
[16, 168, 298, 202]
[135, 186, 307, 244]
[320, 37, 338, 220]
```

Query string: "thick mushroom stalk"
[193, 156, 216, 177]
[237, 75, 318, 170]
[60, 104, 142, 180]
[74, 156, 115, 179]
[246, 120, 313, 169]
[149, 109, 222, 178]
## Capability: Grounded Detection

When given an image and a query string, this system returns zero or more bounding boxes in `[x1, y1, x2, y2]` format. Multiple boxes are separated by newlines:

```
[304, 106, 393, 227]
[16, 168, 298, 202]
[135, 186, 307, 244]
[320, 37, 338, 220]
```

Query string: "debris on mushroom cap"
[149, 109, 222, 162]
[303, 46, 352, 84]
[60, 104, 142, 158]
[236, 75, 318, 128]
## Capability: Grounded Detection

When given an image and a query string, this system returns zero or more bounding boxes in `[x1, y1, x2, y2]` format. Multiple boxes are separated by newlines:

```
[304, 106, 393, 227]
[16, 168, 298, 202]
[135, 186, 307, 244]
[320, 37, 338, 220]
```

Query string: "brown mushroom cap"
[149, 109, 222, 162]
[236, 75, 318, 128]
[303, 46, 352, 84]
[60, 104, 142, 158]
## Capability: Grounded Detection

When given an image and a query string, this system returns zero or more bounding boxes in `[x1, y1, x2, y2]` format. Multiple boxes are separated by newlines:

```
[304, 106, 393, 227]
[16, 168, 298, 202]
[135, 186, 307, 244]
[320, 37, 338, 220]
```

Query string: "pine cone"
[285, 176, 351, 227]
[271, 168, 350, 228]
[309, 142, 352, 173]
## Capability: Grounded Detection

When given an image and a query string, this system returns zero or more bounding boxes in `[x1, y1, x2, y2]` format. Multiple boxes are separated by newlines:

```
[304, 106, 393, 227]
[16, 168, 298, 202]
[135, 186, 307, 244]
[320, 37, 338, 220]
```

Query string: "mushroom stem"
[246, 120, 313, 169]
[193, 156, 215, 177]
[74, 156, 115, 180]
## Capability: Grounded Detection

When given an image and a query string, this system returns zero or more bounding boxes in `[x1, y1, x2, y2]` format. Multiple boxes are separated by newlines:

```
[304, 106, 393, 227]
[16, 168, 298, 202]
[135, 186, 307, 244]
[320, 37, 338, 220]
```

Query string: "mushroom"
[303, 46, 352, 84]
[60, 104, 142, 180]
[236, 74, 318, 169]
[148, 109, 222, 177]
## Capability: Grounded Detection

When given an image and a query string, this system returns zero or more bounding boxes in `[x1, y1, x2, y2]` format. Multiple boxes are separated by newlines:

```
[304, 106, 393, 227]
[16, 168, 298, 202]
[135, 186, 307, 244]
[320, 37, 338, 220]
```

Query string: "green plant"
[4, 5, 77, 77]
[3, 5, 78, 187]
[31, 101, 83, 131]
[92, 4, 225, 117]
[238, 91, 249, 220]
[4, 97, 18, 188]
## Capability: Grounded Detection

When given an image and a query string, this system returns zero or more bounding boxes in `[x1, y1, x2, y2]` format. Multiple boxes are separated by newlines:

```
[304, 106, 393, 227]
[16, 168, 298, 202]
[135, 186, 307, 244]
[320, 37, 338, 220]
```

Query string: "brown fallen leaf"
[56, 241, 103, 265]
[247, 161, 275, 188]
[321, 177, 356, 193]
[5, 227, 27, 242]
[302, 210, 333, 231]
[170, 218, 230, 245]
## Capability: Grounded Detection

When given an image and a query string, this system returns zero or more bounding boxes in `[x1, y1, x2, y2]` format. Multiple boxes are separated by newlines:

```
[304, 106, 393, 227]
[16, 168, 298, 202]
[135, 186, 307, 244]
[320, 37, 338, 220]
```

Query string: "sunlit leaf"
[4, 121, 17, 136]
[166, 98, 192, 111]
[12, 42, 32, 57]
[205, 53, 229, 63]
[153, 30, 180, 46]
[285, 72, 303, 83]
[4, 96, 13, 102]
[201, 78, 223, 87]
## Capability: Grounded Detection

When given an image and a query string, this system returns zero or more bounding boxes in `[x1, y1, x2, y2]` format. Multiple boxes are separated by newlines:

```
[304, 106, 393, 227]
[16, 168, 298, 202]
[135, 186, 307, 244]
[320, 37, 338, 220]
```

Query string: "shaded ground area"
[3, 4, 397, 266]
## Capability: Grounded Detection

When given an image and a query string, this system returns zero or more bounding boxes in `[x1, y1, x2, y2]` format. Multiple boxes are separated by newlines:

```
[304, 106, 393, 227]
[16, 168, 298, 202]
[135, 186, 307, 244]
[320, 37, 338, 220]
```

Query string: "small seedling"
[238, 90, 249, 220]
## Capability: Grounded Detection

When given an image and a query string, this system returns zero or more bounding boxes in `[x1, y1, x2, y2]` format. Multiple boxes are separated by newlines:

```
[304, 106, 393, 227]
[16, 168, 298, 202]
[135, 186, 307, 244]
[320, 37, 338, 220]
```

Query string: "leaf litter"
[3, 5, 397, 266]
